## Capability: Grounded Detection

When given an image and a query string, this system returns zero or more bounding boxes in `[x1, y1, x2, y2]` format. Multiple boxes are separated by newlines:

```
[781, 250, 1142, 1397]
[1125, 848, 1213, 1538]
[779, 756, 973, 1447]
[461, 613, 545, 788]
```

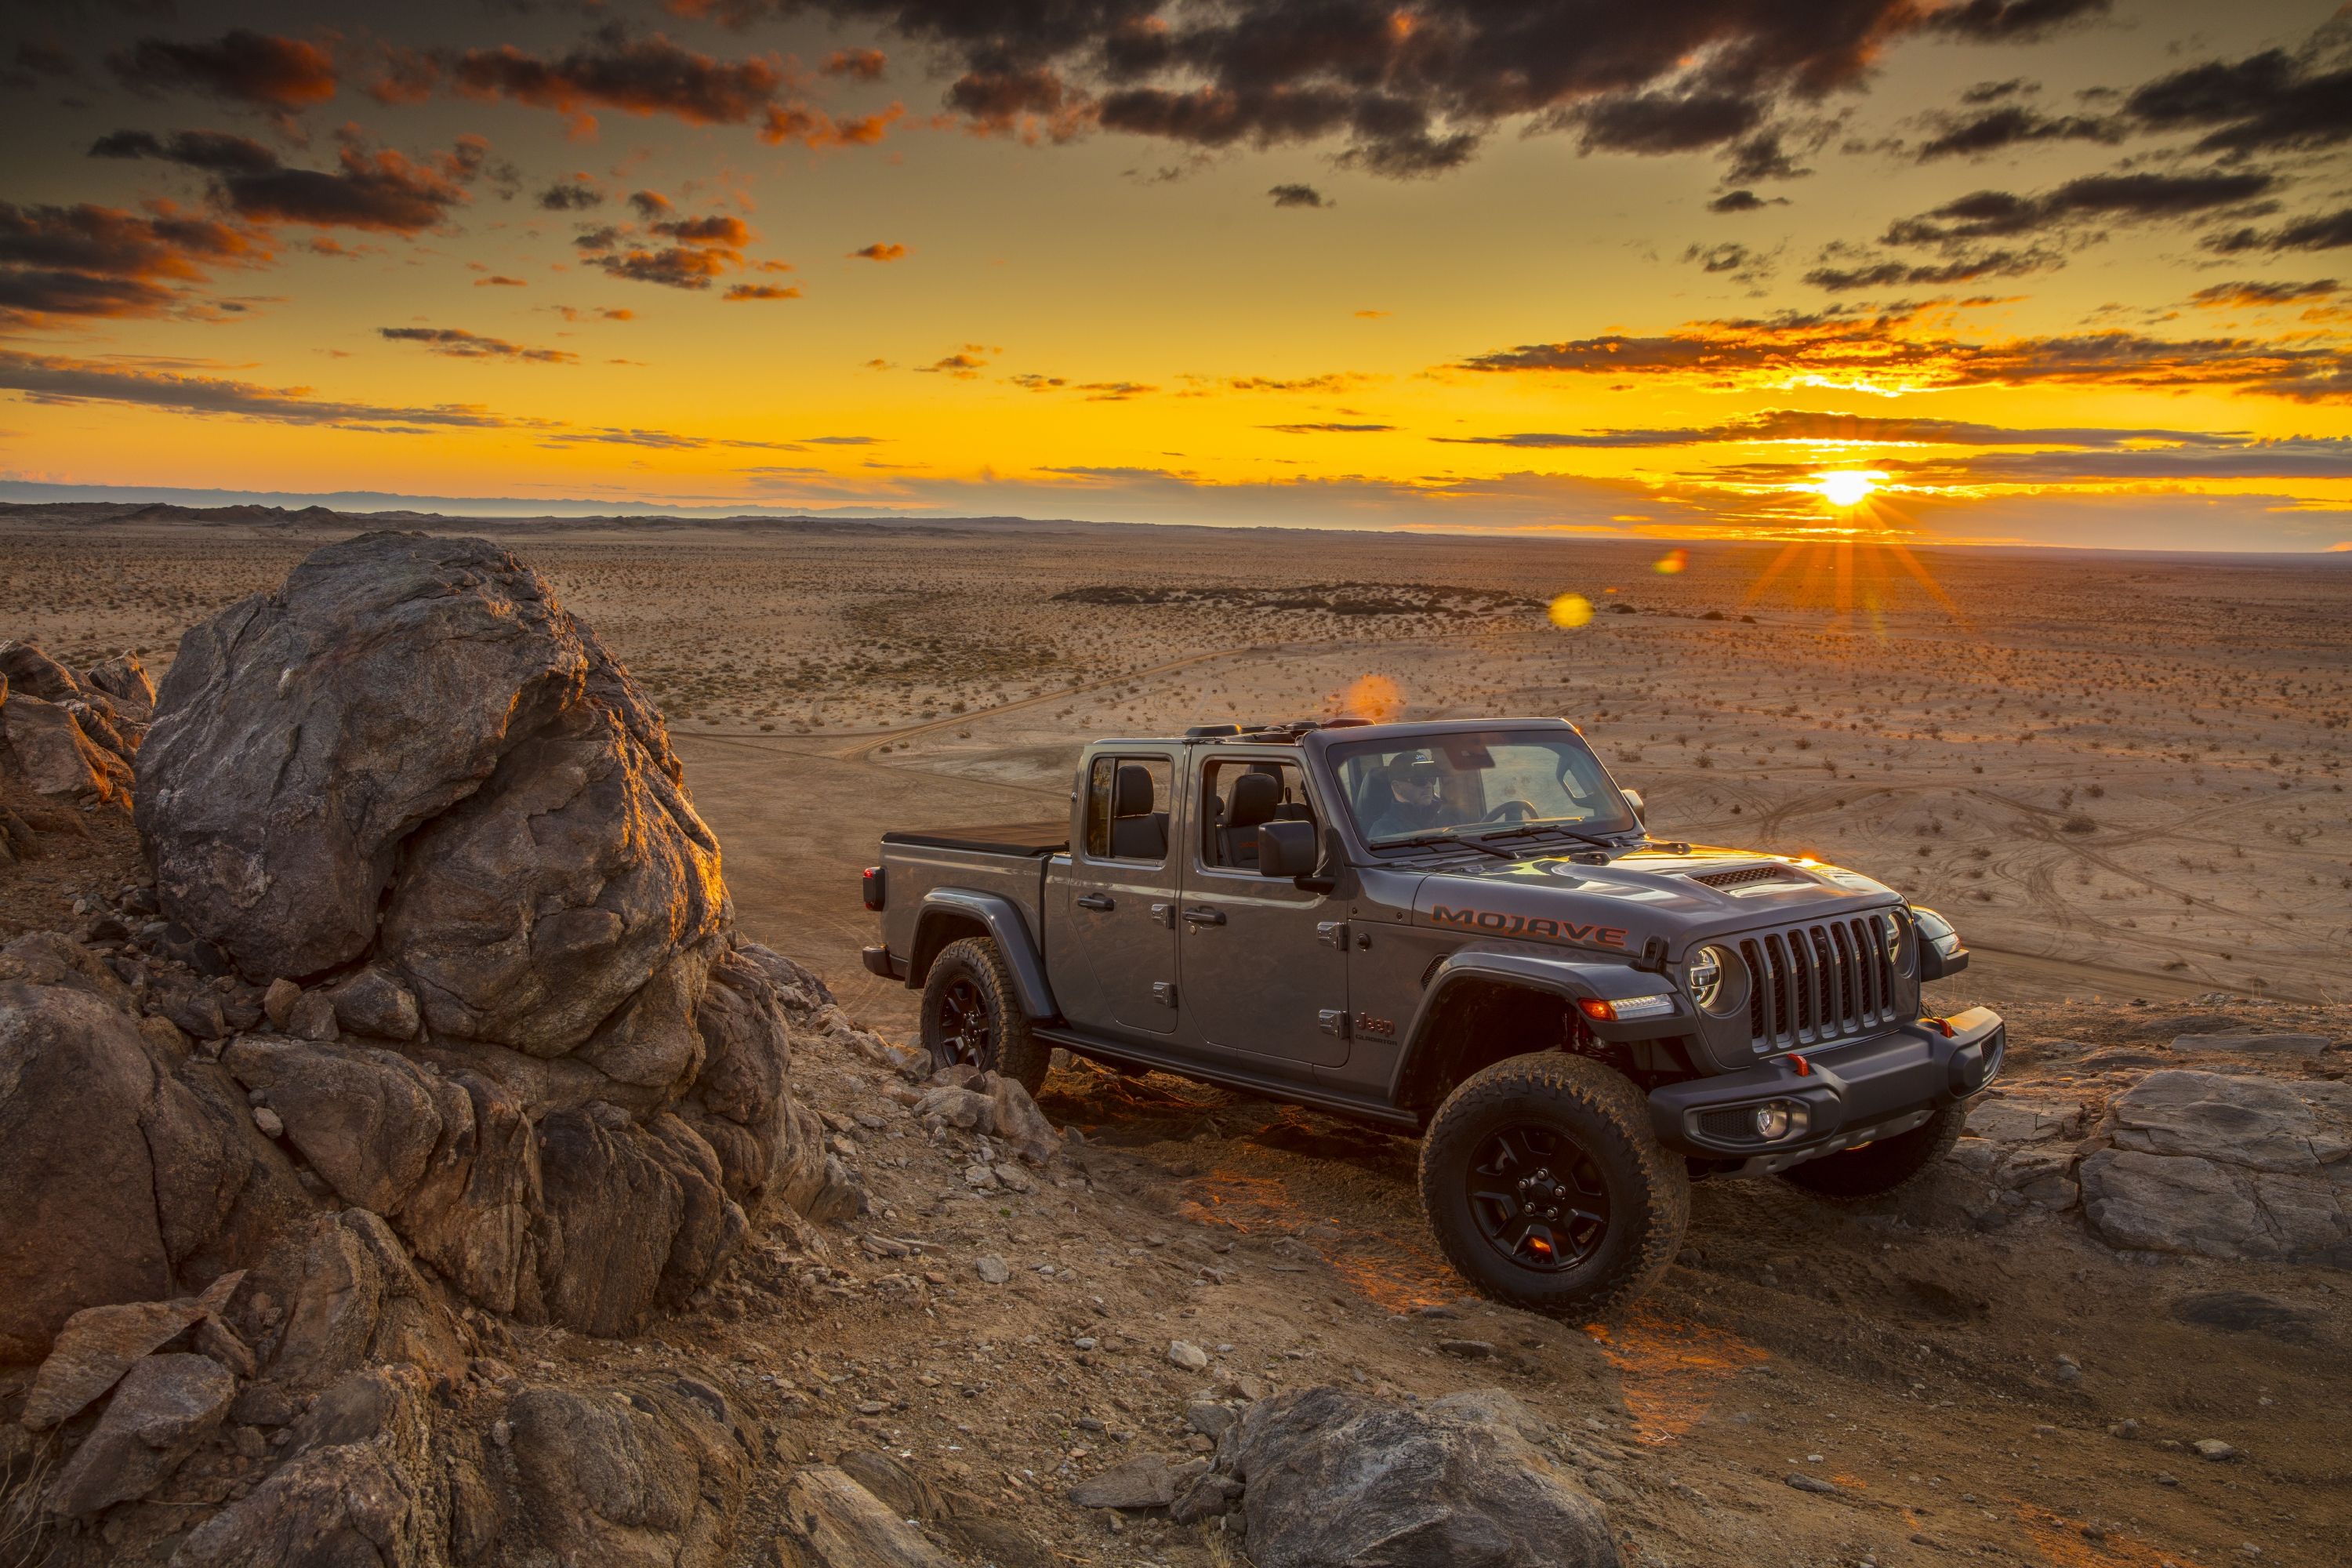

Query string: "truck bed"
[880, 819, 1069, 857]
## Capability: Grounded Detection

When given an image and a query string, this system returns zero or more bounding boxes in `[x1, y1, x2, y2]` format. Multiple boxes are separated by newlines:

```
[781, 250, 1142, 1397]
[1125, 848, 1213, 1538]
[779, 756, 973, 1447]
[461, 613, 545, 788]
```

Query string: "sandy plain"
[4, 504, 2350, 1568]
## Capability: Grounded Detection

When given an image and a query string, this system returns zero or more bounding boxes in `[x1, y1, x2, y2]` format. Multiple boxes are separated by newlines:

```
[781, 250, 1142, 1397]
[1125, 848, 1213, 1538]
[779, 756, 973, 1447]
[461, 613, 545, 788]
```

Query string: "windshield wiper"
[1376, 831, 1516, 860]
[1477, 822, 1626, 853]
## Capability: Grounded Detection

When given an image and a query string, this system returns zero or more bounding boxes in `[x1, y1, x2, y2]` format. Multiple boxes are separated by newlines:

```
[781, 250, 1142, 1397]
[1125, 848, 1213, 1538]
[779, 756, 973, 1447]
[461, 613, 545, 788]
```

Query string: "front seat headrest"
[1113, 764, 1156, 818]
[1228, 770, 1282, 829]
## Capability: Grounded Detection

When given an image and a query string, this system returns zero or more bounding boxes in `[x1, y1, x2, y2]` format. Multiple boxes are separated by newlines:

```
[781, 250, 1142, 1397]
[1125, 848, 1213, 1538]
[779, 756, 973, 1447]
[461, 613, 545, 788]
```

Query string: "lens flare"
[1337, 673, 1403, 721]
[1653, 548, 1689, 575]
[1548, 593, 1594, 628]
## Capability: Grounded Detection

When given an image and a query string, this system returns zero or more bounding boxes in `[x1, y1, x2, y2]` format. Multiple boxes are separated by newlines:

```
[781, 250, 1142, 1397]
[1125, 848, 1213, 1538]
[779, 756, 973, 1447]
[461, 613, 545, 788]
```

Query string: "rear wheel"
[1779, 1103, 1964, 1199]
[1419, 1054, 1689, 1317]
[919, 936, 1050, 1094]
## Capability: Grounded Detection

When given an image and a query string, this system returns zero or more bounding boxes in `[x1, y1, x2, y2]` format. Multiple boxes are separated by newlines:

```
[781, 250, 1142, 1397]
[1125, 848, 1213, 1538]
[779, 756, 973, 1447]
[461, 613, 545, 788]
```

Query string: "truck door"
[1175, 754, 1348, 1076]
[1064, 751, 1180, 1038]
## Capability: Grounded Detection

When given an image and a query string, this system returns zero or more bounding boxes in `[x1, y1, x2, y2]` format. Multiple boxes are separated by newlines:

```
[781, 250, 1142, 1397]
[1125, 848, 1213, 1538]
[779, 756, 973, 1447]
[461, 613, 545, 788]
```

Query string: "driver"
[1364, 757, 1456, 838]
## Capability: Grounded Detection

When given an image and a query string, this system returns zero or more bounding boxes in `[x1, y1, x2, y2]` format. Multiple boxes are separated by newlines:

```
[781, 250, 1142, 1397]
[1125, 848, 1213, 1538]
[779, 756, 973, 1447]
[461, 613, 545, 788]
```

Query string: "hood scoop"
[1690, 864, 1812, 895]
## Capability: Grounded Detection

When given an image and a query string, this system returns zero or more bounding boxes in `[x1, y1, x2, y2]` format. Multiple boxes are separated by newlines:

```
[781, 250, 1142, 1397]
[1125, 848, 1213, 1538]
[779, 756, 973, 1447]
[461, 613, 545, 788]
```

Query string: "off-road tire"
[1418, 1053, 1690, 1318]
[920, 937, 1051, 1095]
[1779, 1102, 1965, 1200]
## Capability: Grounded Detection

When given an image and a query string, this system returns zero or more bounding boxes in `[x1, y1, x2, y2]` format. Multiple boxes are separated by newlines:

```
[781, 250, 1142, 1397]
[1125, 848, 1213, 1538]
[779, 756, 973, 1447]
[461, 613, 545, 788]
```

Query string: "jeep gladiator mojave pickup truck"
[862, 717, 1999, 1313]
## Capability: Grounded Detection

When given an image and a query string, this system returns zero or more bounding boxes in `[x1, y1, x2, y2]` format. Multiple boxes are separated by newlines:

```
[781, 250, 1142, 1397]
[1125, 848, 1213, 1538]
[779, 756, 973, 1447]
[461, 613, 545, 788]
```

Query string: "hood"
[1406, 843, 1903, 958]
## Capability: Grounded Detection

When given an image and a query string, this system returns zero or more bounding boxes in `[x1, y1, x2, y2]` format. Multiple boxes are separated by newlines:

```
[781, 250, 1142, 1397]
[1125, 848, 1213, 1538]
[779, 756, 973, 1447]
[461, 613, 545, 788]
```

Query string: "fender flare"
[913, 890, 1059, 1021]
[1386, 946, 1677, 1105]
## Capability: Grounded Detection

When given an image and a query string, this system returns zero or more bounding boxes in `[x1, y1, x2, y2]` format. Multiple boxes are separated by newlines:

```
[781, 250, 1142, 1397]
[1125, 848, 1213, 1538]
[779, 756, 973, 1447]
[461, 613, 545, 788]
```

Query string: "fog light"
[1752, 1101, 1810, 1140]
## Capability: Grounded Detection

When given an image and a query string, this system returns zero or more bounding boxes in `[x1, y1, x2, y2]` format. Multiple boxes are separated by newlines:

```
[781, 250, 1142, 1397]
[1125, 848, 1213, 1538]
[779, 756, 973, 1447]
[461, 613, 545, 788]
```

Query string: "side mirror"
[1621, 787, 1646, 823]
[1256, 821, 1319, 878]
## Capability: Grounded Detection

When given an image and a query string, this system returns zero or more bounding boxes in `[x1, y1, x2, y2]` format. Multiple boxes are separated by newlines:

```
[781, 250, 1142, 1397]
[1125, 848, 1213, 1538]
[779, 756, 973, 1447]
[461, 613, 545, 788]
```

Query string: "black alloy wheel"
[933, 975, 993, 1071]
[1464, 1123, 1610, 1272]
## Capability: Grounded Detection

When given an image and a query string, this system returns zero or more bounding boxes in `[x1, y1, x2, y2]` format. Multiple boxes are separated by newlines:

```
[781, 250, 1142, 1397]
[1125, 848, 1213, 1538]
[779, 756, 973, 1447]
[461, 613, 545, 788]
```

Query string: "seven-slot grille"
[1739, 915, 1901, 1052]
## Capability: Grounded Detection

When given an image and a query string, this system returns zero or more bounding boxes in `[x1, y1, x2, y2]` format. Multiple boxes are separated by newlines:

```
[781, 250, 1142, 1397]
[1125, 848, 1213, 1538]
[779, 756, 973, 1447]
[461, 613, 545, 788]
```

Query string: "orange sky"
[2, 0, 2349, 549]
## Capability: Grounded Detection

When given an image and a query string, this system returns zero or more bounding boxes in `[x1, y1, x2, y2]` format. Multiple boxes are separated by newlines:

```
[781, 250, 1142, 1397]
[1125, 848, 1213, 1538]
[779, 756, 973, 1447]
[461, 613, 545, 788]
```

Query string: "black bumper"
[1647, 1006, 2004, 1171]
[860, 945, 906, 981]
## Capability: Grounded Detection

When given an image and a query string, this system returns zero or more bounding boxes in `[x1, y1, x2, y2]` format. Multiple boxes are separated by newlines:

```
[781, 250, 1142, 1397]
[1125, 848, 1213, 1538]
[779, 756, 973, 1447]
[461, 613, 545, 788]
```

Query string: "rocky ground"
[2, 521, 2348, 1567]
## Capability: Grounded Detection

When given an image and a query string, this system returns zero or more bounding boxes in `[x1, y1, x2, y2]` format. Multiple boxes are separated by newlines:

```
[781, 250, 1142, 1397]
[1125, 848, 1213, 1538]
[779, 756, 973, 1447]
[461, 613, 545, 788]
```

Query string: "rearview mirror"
[1621, 787, 1646, 822]
[1256, 821, 1319, 878]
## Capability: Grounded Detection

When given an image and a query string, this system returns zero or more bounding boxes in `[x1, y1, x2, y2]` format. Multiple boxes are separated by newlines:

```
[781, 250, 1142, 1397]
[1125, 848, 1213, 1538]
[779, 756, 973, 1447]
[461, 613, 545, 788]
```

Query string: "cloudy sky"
[2, 0, 2349, 548]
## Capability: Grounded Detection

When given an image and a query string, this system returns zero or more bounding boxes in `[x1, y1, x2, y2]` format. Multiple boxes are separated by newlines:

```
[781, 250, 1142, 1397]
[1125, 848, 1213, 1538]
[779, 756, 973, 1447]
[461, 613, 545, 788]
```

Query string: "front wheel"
[1418, 1054, 1690, 1317]
[1778, 1103, 1965, 1200]
[919, 936, 1050, 1094]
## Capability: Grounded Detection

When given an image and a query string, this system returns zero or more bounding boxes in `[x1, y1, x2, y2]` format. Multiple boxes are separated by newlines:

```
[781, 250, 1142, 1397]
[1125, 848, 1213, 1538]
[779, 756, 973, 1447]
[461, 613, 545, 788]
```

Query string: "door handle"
[1181, 907, 1226, 927]
[1076, 893, 1115, 911]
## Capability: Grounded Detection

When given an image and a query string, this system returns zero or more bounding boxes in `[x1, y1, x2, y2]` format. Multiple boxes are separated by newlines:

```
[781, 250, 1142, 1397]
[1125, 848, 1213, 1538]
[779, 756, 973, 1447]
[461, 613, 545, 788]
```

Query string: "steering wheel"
[1480, 799, 1541, 823]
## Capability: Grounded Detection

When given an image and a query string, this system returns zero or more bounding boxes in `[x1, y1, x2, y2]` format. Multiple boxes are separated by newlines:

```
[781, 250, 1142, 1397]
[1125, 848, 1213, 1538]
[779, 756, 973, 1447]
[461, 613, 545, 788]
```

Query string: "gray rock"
[45, 1352, 234, 1515]
[975, 1255, 1010, 1285]
[1784, 1472, 1838, 1494]
[0, 979, 305, 1364]
[172, 1364, 456, 1568]
[1168, 1340, 1210, 1371]
[1069, 1454, 1179, 1510]
[1185, 1401, 1239, 1439]
[2105, 1070, 2350, 1173]
[84, 652, 157, 717]
[2078, 1072, 2352, 1265]
[504, 1376, 751, 1566]
[20, 1271, 243, 1429]
[1221, 1386, 1618, 1567]
[2171, 1033, 2329, 1059]
[2193, 1438, 2241, 1461]
[779, 1464, 957, 1567]
[2, 690, 132, 804]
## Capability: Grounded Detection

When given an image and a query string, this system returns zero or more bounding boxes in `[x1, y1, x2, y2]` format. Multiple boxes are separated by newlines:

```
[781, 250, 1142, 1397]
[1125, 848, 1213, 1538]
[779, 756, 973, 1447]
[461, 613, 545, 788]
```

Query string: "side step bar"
[1032, 1026, 1423, 1132]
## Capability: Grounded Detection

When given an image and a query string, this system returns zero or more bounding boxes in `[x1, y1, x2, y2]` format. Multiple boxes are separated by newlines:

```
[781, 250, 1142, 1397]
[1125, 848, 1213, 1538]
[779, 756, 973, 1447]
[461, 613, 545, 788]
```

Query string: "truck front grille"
[1738, 915, 1901, 1053]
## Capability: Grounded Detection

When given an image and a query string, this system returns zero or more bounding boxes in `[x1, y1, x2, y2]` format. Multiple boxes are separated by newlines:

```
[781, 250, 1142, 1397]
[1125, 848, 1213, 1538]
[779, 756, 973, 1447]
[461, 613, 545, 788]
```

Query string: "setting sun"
[1818, 472, 1882, 509]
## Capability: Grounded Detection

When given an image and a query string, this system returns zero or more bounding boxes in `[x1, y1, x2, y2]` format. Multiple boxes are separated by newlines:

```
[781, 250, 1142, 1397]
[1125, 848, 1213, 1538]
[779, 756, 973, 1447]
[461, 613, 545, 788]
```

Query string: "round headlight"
[1688, 944, 1740, 1015]
[1882, 911, 1915, 977]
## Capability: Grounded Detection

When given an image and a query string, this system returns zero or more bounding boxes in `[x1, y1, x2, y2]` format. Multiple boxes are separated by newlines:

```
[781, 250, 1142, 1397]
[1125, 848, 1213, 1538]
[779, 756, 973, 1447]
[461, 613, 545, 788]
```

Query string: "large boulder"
[124, 532, 828, 1337]
[2080, 1071, 2352, 1265]
[1194, 1386, 1621, 1568]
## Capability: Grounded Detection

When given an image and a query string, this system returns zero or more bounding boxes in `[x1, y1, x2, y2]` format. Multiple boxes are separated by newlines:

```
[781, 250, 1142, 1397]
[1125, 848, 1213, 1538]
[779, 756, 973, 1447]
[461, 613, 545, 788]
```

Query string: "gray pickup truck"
[862, 717, 1999, 1312]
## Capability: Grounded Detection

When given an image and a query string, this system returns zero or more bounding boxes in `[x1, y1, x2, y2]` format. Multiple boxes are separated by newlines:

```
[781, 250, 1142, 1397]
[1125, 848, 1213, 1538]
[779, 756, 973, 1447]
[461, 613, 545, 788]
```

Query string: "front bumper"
[1647, 1006, 2004, 1173]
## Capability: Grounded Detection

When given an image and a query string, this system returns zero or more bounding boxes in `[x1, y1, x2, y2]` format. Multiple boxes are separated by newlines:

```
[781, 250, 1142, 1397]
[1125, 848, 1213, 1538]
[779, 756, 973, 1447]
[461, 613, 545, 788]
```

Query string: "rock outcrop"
[1178, 1385, 1621, 1567]
[0, 534, 872, 1567]
[119, 532, 853, 1337]
[2080, 1070, 2351, 1265]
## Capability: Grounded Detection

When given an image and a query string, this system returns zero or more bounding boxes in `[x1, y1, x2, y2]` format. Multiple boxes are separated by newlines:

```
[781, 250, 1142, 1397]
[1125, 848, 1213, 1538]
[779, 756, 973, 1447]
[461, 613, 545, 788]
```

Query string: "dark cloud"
[915, 346, 993, 378]
[759, 100, 906, 147]
[1262, 422, 1393, 434]
[1805, 247, 2055, 290]
[2189, 278, 2339, 307]
[1268, 183, 1325, 208]
[3, 39, 79, 89]
[1434, 409, 2245, 448]
[2122, 41, 2352, 157]
[108, 29, 337, 111]
[1885, 169, 2274, 247]
[537, 181, 603, 211]
[448, 28, 782, 132]
[2205, 206, 2352, 255]
[1920, 0, 2110, 42]
[1914, 103, 2121, 160]
[572, 205, 763, 290]
[378, 326, 575, 362]
[1684, 241, 1756, 275]
[848, 241, 906, 260]
[1457, 309, 2352, 401]
[0, 200, 264, 327]
[0, 347, 513, 430]
[1959, 78, 2034, 104]
[1707, 189, 1783, 213]
[755, 0, 2100, 180]
[94, 126, 488, 234]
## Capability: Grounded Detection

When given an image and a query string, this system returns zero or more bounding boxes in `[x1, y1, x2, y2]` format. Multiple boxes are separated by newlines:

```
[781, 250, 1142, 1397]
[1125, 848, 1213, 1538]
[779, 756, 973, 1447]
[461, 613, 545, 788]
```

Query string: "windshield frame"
[1323, 726, 1642, 851]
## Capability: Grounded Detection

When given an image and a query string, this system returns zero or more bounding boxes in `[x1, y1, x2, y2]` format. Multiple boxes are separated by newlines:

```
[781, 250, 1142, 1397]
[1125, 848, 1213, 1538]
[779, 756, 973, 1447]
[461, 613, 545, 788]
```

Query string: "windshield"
[1329, 729, 1639, 847]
